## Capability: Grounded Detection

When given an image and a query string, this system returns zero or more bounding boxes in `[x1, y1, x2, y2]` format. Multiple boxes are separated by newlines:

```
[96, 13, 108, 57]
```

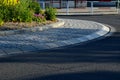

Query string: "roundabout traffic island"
[0, 0, 111, 57]
[0, 18, 111, 57]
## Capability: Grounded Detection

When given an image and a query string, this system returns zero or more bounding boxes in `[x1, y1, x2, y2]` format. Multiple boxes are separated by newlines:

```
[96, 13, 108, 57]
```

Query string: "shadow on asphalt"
[9, 32, 119, 80]
[22, 71, 120, 80]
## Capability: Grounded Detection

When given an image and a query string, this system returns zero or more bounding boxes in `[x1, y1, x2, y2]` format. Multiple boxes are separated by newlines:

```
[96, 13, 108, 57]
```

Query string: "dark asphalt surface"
[0, 15, 120, 80]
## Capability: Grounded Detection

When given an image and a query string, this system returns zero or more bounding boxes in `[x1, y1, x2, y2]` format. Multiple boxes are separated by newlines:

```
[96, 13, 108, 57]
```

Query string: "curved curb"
[0, 19, 65, 36]
[42, 22, 111, 49]
[50, 19, 65, 28]
[0, 20, 112, 58]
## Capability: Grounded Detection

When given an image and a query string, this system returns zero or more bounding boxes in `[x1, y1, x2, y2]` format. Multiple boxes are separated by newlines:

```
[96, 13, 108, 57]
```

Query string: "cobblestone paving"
[0, 19, 105, 56]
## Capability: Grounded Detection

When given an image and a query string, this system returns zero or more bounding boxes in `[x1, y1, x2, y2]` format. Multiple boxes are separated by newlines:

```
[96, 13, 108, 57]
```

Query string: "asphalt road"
[0, 14, 120, 80]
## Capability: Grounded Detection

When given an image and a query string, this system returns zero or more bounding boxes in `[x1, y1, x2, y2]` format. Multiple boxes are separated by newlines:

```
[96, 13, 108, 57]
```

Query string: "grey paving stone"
[60, 41, 71, 45]
[60, 40, 77, 45]
[69, 39, 82, 44]
[0, 49, 6, 56]
[0, 32, 6, 36]
[96, 31, 107, 36]
[4, 31, 15, 35]
[53, 41, 68, 47]
[17, 44, 38, 53]
[46, 43, 59, 48]
[77, 37, 89, 42]
[31, 44, 50, 50]
[86, 34, 100, 40]
[2, 48, 23, 55]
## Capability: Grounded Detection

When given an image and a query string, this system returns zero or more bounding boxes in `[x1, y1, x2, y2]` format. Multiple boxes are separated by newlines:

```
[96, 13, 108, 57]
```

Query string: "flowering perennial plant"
[3, 0, 19, 6]
[33, 14, 46, 22]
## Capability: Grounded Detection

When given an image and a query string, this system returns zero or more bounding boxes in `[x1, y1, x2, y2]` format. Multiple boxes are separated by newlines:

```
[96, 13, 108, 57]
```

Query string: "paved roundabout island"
[0, 19, 111, 57]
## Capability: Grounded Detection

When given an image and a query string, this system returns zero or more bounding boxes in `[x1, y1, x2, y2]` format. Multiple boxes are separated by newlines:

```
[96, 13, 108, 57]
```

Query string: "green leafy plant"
[29, 1, 41, 14]
[14, 0, 33, 22]
[2, 6, 11, 21]
[0, 8, 4, 20]
[45, 7, 57, 21]
[0, 18, 4, 26]
[40, 10, 45, 15]
[0, 10, 4, 26]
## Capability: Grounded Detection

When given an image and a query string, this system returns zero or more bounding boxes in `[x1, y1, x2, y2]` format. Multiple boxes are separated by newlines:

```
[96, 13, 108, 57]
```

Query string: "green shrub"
[2, 6, 11, 21]
[45, 7, 57, 21]
[16, 9, 33, 22]
[35, 6, 41, 14]
[14, 0, 33, 22]
[0, 18, 4, 26]
[40, 10, 45, 15]
[0, 0, 33, 22]
[0, 8, 4, 20]
[29, 1, 41, 14]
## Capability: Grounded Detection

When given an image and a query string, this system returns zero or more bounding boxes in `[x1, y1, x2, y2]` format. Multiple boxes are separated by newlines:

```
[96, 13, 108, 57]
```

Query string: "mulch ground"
[0, 20, 57, 31]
